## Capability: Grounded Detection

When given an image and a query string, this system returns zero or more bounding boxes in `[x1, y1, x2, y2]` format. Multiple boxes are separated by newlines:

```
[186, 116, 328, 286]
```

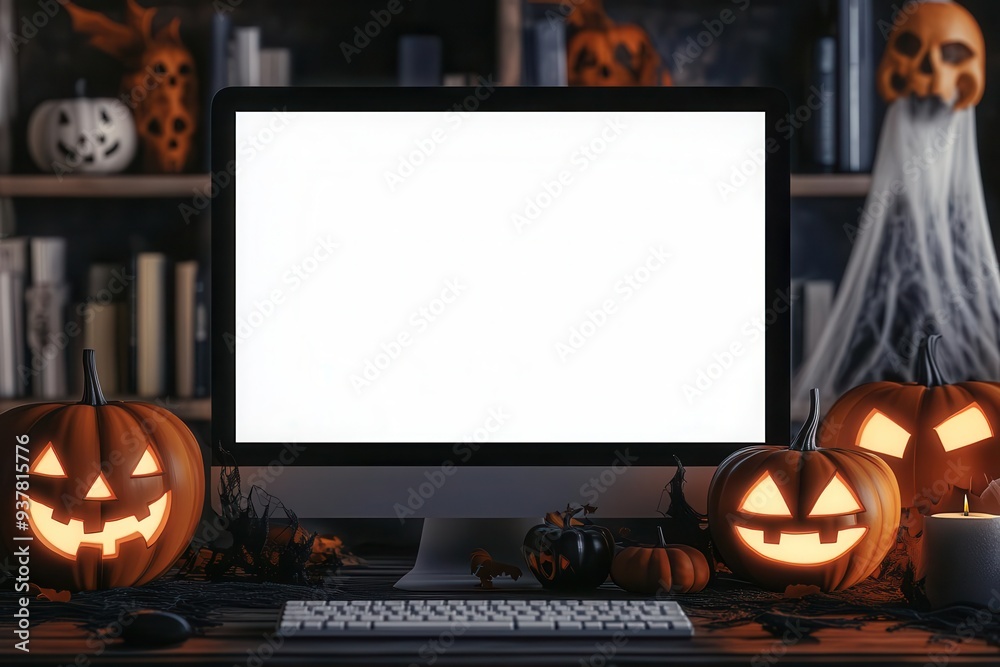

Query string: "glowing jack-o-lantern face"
[27, 442, 172, 560]
[822, 335, 1000, 512]
[877, 0, 985, 110]
[0, 350, 204, 591]
[709, 389, 900, 592]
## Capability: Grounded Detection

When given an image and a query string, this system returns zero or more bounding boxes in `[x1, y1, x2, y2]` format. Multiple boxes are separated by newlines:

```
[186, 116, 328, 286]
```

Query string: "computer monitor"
[213, 87, 790, 588]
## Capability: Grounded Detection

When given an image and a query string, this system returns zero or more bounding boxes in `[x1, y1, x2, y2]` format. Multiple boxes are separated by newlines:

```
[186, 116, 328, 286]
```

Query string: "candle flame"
[965, 493, 970, 516]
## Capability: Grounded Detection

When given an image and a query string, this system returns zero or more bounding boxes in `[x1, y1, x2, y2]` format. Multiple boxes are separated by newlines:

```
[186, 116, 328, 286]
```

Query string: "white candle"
[923, 497, 1000, 608]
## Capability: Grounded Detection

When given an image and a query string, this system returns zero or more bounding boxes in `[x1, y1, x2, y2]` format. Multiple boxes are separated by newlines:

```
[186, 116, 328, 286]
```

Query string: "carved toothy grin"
[27, 491, 171, 559]
[735, 526, 868, 565]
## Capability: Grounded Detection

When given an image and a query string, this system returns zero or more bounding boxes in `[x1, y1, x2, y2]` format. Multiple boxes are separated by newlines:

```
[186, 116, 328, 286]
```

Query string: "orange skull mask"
[877, 1, 985, 110]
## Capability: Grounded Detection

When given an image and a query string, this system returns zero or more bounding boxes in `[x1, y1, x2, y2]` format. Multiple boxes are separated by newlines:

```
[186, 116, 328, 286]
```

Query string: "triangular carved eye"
[935, 403, 993, 452]
[857, 410, 910, 458]
[30, 442, 67, 477]
[739, 473, 792, 517]
[808, 473, 864, 517]
[132, 446, 163, 477]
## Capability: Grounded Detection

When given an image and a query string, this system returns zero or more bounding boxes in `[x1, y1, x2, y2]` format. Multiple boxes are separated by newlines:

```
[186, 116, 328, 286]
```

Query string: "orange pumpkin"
[821, 335, 1000, 512]
[0, 350, 204, 590]
[611, 527, 710, 594]
[566, 0, 668, 86]
[708, 389, 900, 592]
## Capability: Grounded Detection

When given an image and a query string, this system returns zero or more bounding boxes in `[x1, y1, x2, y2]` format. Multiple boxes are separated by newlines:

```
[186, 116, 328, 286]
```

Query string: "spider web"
[793, 98, 1000, 418]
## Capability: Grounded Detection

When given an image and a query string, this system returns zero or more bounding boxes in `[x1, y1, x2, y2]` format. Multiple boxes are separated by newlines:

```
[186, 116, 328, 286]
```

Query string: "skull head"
[877, 1, 985, 110]
[126, 42, 198, 173]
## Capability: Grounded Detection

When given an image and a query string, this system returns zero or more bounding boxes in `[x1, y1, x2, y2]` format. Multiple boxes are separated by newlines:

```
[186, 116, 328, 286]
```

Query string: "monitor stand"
[394, 518, 543, 591]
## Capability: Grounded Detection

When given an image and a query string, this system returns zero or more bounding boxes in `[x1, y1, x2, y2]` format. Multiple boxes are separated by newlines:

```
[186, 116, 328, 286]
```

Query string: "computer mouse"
[120, 610, 193, 646]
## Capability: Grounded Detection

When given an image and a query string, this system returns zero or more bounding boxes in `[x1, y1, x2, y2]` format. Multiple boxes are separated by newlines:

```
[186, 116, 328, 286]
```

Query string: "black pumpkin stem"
[656, 525, 667, 549]
[80, 349, 108, 406]
[916, 334, 948, 387]
[789, 388, 821, 452]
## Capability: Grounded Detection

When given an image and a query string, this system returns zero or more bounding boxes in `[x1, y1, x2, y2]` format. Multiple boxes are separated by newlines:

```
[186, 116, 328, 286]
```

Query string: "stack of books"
[0, 236, 208, 401]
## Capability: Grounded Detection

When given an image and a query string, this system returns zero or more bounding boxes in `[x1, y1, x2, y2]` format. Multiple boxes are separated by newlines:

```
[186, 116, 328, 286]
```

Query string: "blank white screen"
[235, 110, 766, 443]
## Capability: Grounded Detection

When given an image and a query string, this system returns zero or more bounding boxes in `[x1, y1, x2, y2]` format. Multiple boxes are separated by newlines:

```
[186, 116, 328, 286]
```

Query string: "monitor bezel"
[212, 86, 791, 467]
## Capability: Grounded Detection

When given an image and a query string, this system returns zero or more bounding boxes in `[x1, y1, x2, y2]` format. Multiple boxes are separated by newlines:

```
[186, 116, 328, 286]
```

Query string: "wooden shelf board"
[791, 173, 872, 198]
[0, 174, 871, 199]
[0, 396, 210, 421]
[0, 174, 207, 198]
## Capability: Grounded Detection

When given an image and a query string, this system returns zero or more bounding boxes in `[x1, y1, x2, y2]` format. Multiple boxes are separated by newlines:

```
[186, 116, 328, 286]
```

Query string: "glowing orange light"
[965, 493, 970, 516]
[935, 403, 993, 452]
[27, 491, 172, 560]
[734, 526, 868, 566]
[857, 410, 911, 458]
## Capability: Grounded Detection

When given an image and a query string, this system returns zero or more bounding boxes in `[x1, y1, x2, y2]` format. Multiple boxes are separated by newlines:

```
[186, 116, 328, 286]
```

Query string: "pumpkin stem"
[916, 334, 948, 387]
[656, 525, 667, 549]
[80, 349, 108, 406]
[789, 388, 821, 452]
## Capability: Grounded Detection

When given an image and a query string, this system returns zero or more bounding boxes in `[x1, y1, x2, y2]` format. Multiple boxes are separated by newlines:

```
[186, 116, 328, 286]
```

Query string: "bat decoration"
[470, 548, 522, 590]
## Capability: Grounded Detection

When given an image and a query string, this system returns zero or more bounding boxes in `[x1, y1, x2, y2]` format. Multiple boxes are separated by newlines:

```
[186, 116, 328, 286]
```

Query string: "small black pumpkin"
[521, 505, 614, 591]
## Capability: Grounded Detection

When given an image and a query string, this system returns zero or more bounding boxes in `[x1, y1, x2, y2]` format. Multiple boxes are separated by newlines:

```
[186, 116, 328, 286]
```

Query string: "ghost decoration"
[64, 0, 198, 173]
[792, 0, 1000, 418]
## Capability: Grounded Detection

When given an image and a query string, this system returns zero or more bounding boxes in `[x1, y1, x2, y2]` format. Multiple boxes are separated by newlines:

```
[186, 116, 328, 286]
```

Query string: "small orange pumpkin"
[611, 526, 710, 594]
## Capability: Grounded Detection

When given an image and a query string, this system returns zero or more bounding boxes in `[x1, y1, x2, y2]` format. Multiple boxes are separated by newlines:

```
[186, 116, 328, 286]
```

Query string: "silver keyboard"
[278, 599, 693, 638]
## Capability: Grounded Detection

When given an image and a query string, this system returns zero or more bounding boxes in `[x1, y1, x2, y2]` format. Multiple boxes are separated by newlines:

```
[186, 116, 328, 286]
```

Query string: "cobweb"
[792, 97, 1000, 418]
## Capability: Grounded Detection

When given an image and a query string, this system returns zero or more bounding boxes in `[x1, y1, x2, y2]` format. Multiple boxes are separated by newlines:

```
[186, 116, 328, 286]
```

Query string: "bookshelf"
[0, 174, 874, 199]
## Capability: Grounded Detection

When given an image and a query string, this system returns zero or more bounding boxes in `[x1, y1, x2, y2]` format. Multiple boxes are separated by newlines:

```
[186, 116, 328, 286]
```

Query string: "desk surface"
[5, 561, 999, 667]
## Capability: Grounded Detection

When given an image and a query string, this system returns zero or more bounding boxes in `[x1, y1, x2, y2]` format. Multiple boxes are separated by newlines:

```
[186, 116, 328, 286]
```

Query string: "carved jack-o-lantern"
[877, 0, 985, 109]
[821, 335, 1000, 512]
[66, 0, 198, 173]
[0, 351, 204, 591]
[27, 91, 137, 175]
[566, 0, 669, 86]
[708, 390, 900, 592]
[521, 508, 614, 591]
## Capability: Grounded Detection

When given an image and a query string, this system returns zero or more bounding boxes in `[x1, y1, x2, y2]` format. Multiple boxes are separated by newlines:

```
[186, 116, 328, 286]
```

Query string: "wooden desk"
[4, 561, 999, 666]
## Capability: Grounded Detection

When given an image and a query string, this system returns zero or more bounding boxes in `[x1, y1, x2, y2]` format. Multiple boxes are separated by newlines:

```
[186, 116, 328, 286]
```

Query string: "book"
[81, 264, 124, 396]
[398, 35, 443, 86]
[530, 20, 567, 86]
[232, 26, 261, 87]
[260, 48, 292, 86]
[136, 253, 167, 397]
[175, 260, 198, 398]
[0, 237, 26, 397]
[838, 0, 876, 172]
[803, 280, 836, 364]
[194, 267, 210, 398]
[26, 237, 68, 398]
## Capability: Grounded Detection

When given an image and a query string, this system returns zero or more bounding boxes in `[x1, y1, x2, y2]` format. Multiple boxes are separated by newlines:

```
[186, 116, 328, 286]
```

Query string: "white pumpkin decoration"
[28, 96, 137, 175]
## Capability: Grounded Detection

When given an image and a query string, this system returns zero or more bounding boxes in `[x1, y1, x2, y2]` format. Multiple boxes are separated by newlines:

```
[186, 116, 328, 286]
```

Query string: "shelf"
[791, 173, 872, 198]
[0, 173, 872, 199]
[0, 175, 207, 198]
[0, 396, 210, 421]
